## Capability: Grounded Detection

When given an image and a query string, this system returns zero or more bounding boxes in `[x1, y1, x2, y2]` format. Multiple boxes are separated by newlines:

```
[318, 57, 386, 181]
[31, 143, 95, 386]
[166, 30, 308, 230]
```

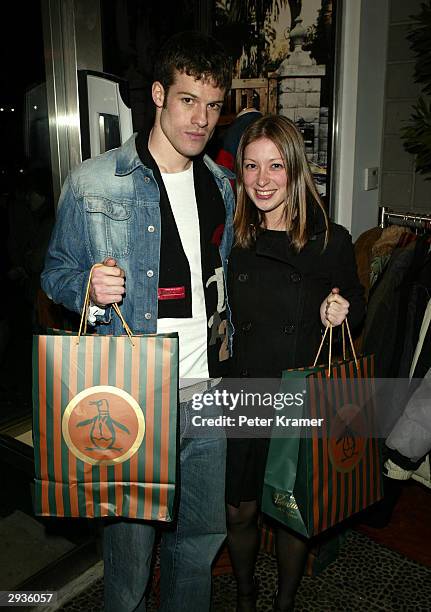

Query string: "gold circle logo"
[62, 385, 145, 465]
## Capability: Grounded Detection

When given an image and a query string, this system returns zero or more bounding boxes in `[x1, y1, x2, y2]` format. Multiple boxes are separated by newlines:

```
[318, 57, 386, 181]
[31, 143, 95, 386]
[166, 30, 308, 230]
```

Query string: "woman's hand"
[320, 287, 349, 327]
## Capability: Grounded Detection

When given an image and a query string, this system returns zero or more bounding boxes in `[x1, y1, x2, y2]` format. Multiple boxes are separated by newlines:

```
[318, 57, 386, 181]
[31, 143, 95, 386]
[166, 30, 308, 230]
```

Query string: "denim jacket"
[41, 134, 235, 345]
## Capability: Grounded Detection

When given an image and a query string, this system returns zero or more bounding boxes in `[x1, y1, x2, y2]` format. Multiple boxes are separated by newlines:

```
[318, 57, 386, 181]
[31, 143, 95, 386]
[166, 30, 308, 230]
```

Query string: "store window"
[1, 4, 54, 434]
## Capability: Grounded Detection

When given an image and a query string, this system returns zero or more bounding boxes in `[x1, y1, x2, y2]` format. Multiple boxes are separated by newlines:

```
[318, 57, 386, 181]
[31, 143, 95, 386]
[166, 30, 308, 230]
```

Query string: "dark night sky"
[1, 4, 45, 103]
[1, 3, 46, 169]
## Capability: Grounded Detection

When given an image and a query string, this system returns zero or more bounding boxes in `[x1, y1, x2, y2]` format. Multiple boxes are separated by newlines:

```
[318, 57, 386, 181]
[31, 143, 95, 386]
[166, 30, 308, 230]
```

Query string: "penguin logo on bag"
[62, 386, 145, 465]
[76, 398, 130, 451]
[328, 402, 366, 472]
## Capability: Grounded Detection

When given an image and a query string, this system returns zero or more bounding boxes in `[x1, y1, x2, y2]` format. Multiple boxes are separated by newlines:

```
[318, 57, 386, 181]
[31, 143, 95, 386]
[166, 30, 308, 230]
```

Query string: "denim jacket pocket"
[85, 197, 132, 258]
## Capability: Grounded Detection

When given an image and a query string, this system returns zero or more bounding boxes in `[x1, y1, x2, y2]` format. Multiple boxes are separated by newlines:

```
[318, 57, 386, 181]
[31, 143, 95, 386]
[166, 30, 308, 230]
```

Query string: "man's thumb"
[103, 257, 117, 267]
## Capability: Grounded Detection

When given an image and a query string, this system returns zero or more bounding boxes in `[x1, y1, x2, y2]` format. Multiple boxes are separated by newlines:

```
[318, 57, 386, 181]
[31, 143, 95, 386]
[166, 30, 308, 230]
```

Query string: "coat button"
[144, 176, 150, 183]
[147, 225, 155, 233]
[146, 270, 154, 277]
[238, 273, 248, 282]
[144, 312, 152, 320]
[290, 272, 301, 283]
[241, 321, 252, 332]
[283, 323, 295, 334]
[240, 369, 249, 377]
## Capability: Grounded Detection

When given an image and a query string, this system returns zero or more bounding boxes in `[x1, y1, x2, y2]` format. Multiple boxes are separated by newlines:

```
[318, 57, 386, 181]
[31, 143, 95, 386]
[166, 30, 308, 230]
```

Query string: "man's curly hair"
[154, 31, 232, 95]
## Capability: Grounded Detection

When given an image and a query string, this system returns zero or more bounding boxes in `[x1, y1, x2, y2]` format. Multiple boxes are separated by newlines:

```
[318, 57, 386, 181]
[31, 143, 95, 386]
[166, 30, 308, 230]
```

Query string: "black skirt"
[225, 436, 271, 507]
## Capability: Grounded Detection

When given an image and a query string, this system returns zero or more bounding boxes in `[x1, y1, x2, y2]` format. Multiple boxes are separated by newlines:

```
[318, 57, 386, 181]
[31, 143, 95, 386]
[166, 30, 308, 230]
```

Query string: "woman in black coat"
[226, 115, 365, 611]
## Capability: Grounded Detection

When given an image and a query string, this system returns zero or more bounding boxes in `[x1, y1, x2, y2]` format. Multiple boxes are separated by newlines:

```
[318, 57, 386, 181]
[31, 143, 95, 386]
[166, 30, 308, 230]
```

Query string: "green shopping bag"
[262, 323, 383, 538]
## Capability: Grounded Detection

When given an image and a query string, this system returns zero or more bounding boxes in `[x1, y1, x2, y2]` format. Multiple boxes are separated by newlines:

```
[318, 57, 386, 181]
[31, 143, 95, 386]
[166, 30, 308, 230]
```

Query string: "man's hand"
[320, 287, 350, 327]
[89, 258, 125, 307]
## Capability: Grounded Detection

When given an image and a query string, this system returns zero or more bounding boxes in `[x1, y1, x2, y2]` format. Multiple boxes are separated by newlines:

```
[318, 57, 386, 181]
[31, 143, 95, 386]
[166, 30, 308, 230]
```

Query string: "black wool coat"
[227, 212, 365, 379]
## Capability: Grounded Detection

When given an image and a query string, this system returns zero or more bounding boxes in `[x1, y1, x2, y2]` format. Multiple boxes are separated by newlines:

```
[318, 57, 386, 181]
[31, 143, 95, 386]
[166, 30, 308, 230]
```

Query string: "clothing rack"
[379, 206, 431, 230]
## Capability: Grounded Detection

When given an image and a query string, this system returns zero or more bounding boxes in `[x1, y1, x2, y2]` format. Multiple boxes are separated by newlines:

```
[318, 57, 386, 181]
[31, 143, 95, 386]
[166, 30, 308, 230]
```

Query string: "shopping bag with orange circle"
[262, 322, 383, 537]
[32, 266, 179, 521]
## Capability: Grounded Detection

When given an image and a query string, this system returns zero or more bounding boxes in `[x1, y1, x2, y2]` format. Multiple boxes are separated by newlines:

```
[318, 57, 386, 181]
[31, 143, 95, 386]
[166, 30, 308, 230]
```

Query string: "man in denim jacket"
[42, 31, 234, 612]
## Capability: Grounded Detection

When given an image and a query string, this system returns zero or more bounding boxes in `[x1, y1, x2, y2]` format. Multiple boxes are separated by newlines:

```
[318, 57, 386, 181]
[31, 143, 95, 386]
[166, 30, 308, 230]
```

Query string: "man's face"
[153, 70, 225, 160]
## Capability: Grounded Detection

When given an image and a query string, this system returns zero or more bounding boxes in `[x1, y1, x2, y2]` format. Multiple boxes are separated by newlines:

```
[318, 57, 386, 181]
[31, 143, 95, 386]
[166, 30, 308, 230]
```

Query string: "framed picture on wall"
[214, 0, 339, 213]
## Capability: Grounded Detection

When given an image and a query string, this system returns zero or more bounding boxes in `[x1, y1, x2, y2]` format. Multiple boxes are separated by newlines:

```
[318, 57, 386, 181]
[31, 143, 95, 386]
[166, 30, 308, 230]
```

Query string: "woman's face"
[242, 137, 288, 229]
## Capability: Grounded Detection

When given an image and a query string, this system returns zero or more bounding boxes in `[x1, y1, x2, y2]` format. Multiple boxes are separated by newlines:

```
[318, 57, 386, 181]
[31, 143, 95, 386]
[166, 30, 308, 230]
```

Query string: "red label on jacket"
[158, 286, 186, 300]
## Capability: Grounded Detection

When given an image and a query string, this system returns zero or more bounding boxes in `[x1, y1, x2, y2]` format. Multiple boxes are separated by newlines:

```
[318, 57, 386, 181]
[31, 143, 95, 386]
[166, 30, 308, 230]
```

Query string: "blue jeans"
[103, 398, 226, 611]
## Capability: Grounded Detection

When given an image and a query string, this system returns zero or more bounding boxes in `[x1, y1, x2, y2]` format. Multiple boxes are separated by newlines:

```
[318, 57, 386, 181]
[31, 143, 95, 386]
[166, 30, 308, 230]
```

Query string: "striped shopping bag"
[32, 266, 179, 521]
[262, 322, 383, 538]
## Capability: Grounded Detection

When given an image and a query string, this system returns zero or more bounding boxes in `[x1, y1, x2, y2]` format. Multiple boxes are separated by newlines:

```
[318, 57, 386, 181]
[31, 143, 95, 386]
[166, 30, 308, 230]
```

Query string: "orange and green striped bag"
[32, 267, 179, 521]
[262, 322, 383, 538]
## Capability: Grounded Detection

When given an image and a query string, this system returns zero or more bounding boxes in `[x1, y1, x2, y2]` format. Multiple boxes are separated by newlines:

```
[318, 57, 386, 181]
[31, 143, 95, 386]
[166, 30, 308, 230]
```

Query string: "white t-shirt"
[88, 163, 210, 385]
[157, 164, 209, 384]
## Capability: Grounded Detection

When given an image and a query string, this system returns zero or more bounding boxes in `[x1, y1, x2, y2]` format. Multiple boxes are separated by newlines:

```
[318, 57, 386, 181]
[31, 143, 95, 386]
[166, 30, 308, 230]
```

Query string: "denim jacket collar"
[115, 134, 144, 176]
[115, 133, 235, 181]
[203, 153, 235, 181]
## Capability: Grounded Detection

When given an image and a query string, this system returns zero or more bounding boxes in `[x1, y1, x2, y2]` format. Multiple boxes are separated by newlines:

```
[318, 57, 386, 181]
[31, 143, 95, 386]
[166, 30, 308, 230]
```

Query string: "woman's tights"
[227, 501, 310, 611]
[274, 525, 309, 611]
[227, 501, 260, 597]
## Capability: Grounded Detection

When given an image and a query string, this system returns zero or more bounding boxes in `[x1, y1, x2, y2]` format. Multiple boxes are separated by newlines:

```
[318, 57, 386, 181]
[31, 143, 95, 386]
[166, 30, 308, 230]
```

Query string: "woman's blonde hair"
[234, 114, 328, 251]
